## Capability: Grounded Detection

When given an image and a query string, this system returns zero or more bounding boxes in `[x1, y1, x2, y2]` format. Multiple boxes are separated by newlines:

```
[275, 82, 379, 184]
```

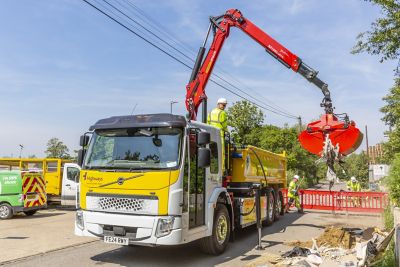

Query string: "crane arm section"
[185, 9, 332, 120]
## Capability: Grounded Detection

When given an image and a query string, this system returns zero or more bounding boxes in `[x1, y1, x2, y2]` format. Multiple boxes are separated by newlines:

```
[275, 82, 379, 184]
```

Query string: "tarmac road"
[3, 210, 382, 267]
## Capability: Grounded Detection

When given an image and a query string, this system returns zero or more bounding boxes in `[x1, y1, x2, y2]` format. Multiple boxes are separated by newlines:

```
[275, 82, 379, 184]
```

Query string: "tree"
[341, 153, 369, 188]
[227, 100, 264, 146]
[385, 153, 400, 206]
[352, 0, 400, 75]
[380, 78, 400, 161]
[247, 124, 320, 186]
[45, 138, 70, 159]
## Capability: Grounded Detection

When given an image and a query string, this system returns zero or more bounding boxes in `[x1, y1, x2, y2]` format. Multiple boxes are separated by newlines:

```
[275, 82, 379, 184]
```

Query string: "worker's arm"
[186, 9, 332, 120]
[220, 111, 228, 132]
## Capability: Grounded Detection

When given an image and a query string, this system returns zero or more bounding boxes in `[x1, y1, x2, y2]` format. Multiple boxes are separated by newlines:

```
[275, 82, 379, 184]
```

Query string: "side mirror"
[198, 148, 211, 168]
[77, 149, 85, 167]
[197, 132, 210, 146]
[80, 135, 89, 147]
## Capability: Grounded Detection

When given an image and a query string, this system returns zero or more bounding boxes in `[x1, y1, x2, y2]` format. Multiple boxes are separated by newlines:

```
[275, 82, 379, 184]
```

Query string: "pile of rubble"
[277, 226, 393, 266]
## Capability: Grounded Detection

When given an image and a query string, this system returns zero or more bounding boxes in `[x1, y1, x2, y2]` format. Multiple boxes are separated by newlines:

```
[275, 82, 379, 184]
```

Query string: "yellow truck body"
[0, 158, 71, 196]
[231, 145, 287, 187]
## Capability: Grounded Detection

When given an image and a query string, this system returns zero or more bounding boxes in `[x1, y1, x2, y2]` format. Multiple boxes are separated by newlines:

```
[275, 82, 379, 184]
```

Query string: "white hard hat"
[351, 176, 356, 182]
[293, 175, 300, 180]
[217, 98, 227, 104]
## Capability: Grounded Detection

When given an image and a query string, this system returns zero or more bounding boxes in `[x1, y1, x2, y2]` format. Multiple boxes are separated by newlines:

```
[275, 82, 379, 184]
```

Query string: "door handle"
[65, 184, 71, 187]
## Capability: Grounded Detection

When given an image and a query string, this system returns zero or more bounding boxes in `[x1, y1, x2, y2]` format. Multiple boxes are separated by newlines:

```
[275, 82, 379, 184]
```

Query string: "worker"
[207, 98, 228, 134]
[347, 176, 361, 207]
[207, 98, 228, 172]
[285, 175, 304, 213]
[346, 176, 361, 192]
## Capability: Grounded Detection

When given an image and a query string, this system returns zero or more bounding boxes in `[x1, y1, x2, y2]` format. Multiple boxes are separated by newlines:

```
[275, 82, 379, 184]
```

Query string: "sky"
[0, 0, 397, 158]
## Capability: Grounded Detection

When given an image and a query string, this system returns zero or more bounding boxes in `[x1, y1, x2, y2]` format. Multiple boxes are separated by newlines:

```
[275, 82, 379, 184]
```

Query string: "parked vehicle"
[0, 158, 80, 205]
[0, 170, 46, 219]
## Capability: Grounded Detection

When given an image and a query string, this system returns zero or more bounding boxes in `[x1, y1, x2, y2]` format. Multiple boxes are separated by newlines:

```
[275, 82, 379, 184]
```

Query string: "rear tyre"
[199, 204, 230, 255]
[274, 190, 283, 221]
[279, 191, 285, 216]
[0, 203, 13, 219]
[264, 189, 275, 226]
[23, 210, 37, 216]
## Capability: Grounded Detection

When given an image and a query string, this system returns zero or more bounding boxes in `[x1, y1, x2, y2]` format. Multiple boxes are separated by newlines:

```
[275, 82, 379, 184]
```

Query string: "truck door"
[61, 164, 80, 206]
[187, 129, 206, 229]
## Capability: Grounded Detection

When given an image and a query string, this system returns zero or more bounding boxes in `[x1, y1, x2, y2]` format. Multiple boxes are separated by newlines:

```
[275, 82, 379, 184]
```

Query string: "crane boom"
[185, 9, 333, 120]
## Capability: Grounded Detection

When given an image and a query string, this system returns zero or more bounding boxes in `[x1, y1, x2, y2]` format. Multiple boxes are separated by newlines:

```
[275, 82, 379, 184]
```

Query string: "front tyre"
[0, 203, 13, 219]
[199, 204, 230, 255]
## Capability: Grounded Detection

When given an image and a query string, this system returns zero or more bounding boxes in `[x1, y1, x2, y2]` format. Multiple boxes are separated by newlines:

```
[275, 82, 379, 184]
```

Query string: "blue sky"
[0, 0, 397, 157]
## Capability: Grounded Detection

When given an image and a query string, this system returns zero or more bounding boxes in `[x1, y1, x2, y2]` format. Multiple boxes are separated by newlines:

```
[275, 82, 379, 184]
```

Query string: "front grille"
[86, 193, 158, 215]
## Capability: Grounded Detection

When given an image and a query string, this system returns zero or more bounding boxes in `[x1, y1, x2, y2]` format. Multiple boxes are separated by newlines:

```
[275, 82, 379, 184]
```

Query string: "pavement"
[0, 209, 96, 264]
[1, 209, 383, 267]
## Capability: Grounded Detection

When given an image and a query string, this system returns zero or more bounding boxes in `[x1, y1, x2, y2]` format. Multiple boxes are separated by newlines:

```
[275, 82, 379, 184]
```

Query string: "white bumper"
[74, 210, 183, 246]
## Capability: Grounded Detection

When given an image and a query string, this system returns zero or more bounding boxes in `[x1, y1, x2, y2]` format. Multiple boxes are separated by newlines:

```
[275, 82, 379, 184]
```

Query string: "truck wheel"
[24, 210, 37, 216]
[264, 190, 275, 226]
[274, 190, 284, 221]
[199, 204, 230, 255]
[0, 203, 13, 219]
[278, 191, 285, 216]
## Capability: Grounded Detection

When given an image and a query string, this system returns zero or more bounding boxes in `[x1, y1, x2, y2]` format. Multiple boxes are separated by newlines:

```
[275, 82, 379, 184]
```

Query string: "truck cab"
[75, 113, 232, 253]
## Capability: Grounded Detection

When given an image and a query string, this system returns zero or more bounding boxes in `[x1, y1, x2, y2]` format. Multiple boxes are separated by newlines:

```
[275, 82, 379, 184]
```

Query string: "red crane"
[185, 9, 362, 164]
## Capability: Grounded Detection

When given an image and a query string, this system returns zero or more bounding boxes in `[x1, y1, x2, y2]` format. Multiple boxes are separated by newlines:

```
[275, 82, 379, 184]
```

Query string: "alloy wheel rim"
[0, 206, 9, 218]
[216, 214, 228, 244]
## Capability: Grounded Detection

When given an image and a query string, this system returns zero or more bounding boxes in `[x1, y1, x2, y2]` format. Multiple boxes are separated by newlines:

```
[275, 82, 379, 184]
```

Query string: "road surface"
[3, 210, 382, 267]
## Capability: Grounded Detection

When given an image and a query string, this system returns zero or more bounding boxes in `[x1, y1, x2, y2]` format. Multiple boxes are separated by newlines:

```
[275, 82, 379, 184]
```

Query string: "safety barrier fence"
[281, 189, 388, 213]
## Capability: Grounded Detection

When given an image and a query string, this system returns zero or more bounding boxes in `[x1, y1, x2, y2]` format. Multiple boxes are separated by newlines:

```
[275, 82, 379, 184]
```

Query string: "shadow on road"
[11, 212, 66, 220]
[90, 212, 312, 266]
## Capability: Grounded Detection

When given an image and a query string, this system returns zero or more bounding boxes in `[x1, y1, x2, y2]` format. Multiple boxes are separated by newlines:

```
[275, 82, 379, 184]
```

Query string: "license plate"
[27, 194, 37, 200]
[104, 236, 129, 245]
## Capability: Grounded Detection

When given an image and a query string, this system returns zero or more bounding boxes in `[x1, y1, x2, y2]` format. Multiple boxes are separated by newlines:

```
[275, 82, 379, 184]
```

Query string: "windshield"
[84, 127, 182, 170]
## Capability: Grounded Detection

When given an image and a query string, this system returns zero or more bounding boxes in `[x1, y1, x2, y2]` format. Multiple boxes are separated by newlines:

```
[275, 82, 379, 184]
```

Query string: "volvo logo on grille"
[117, 177, 125, 185]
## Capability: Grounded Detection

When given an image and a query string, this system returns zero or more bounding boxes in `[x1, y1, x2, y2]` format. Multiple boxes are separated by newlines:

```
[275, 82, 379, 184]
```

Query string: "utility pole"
[19, 144, 24, 158]
[170, 101, 178, 114]
[365, 125, 372, 188]
[298, 116, 302, 132]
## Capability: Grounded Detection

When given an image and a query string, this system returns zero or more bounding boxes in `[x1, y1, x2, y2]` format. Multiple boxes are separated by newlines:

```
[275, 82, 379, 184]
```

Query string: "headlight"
[155, 217, 175, 238]
[76, 210, 84, 230]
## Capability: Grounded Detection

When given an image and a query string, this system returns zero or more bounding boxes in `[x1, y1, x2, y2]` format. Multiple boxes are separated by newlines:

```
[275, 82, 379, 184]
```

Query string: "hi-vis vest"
[346, 181, 361, 192]
[207, 108, 228, 132]
[287, 180, 298, 198]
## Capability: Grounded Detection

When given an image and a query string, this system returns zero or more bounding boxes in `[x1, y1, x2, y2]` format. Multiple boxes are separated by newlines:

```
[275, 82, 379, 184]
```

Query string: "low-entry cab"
[75, 114, 231, 253]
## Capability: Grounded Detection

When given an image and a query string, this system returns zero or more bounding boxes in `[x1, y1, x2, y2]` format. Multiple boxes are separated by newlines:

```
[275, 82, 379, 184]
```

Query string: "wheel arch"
[207, 188, 234, 237]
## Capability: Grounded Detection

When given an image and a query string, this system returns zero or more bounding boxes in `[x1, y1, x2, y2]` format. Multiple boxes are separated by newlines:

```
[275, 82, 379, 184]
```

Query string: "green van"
[0, 170, 47, 219]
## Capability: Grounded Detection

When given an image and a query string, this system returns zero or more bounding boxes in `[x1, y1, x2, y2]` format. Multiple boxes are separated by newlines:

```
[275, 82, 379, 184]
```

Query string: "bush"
[386, 153, 400, 206]
[383, 205, 394, 231]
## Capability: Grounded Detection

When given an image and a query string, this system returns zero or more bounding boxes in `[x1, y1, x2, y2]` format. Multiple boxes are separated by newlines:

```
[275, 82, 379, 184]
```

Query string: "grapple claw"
[298, 114, 363, 157]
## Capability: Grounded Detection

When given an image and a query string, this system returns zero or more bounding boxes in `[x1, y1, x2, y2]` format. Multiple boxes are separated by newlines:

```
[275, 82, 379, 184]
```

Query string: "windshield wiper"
[98, 173, 144, 188]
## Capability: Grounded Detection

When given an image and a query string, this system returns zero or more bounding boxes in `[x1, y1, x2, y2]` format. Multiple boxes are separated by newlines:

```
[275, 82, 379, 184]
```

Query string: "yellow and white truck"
[0, 158, 80, 206]
[75, 114, 286, 254]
